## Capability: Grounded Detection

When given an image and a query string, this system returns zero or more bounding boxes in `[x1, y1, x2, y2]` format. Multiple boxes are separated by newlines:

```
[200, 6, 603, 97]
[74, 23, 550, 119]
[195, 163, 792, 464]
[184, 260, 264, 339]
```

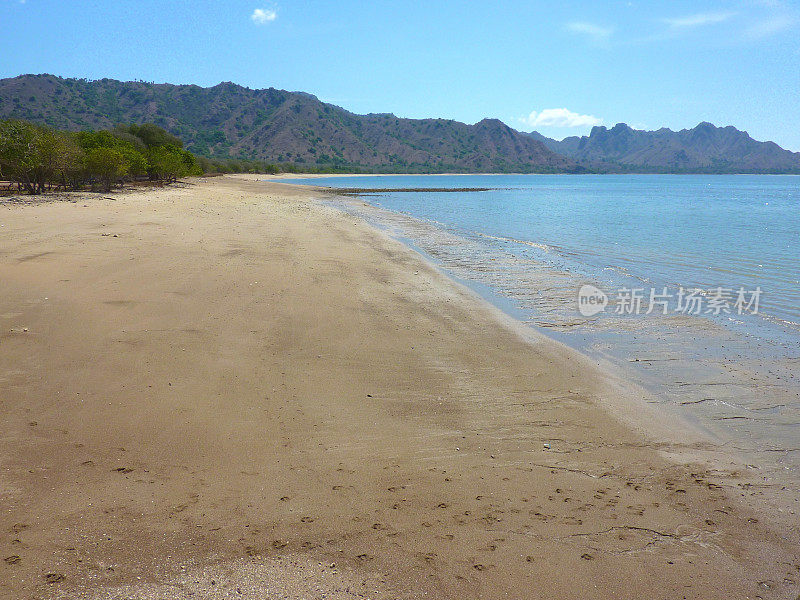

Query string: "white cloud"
[663, 12, 735, 28]
[522, 108, 603, 129]
[566, 22, 613, 40]
[251, 8, 277, 25]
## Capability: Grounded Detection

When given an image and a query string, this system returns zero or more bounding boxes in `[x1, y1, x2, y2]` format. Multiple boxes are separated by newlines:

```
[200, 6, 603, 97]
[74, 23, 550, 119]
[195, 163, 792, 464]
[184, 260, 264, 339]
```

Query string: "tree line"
[0, 120, 211, 193]
[0, 119, 360, 195]
[196, 155, 281, 176]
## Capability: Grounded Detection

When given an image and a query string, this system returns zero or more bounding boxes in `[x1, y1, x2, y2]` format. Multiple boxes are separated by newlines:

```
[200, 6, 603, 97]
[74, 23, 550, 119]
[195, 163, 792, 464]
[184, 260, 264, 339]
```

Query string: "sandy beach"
[0, 175, 797, 599]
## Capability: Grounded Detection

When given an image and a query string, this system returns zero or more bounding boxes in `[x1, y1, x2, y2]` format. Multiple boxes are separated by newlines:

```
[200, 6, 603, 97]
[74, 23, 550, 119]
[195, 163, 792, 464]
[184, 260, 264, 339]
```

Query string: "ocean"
[285, 174, 800, 503]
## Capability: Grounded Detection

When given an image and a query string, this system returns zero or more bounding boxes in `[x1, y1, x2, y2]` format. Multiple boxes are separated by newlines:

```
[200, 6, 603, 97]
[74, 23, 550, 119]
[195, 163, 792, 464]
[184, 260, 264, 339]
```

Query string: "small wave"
[602, 265, 653, 285]
[757, 312, 800, 332]
[475, 232, 555, 253]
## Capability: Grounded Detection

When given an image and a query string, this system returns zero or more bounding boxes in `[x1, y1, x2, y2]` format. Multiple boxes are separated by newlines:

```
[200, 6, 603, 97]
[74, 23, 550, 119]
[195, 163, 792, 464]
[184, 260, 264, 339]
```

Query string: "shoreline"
[313, 187, 711, 446]
[285, 173, 800, 513]
[0, 175, 797, 599]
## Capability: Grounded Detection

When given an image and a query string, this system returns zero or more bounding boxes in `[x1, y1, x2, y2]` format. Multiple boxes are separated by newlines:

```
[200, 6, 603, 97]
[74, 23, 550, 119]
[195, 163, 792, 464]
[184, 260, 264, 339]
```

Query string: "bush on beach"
[0, 120, 81, 194]
[0, 119, 297, 194]
[0, 119, 204, 194]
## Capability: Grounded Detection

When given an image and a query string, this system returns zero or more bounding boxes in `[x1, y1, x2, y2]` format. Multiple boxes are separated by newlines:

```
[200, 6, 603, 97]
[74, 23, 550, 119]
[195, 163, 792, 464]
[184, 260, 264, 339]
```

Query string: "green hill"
[0, 74, 576, 173]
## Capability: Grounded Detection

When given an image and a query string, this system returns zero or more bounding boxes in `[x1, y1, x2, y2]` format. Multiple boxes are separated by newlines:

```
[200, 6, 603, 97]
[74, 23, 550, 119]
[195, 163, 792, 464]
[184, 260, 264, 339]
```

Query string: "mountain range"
[2, 74, 799, 174]
[528, 123, 800, 173]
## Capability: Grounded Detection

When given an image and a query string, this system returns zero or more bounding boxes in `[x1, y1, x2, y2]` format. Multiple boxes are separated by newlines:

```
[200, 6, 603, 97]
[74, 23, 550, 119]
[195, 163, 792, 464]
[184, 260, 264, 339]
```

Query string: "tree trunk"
[22, 176, 36, 195]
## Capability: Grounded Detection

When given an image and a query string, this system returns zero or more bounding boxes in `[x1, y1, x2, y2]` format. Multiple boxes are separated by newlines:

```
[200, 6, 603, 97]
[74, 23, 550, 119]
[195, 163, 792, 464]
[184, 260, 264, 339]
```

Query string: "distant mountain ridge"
[2, 74, 799, 173]
[529, 122, 800, 174]
[0, 74, 574, 173]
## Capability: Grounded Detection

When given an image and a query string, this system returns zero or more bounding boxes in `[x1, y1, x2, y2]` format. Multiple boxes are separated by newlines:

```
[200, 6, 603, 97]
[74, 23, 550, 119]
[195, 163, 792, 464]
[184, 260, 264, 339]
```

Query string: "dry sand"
[0, 175, 797, 599]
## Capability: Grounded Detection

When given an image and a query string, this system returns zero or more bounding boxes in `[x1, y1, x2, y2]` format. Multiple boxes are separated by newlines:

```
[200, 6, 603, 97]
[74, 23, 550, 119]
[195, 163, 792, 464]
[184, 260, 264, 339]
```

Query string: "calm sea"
[285, 174, 800, 501]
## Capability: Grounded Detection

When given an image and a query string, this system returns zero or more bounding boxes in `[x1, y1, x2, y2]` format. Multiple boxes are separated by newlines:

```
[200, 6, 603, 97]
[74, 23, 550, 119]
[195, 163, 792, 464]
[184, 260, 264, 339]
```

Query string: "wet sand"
[310, 184, 800, 513]
[0, 175, 797, 599]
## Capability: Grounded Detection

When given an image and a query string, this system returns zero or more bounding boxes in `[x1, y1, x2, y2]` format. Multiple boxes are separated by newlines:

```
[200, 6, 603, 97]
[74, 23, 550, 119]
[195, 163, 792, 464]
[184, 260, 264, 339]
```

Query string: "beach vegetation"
[85, 147, 128, 192]
[0, 119, 82, 194]
[0, 119, 212, 194]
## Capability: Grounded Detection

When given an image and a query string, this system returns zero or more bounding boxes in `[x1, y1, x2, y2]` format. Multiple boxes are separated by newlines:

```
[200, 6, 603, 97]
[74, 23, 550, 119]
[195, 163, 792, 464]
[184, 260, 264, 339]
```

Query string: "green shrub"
[85, 147, 128, 192]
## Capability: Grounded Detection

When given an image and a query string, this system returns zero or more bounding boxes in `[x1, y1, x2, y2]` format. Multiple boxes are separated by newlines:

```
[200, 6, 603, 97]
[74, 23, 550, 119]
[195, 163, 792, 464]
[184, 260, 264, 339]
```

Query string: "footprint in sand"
[418, 552, 437, 563]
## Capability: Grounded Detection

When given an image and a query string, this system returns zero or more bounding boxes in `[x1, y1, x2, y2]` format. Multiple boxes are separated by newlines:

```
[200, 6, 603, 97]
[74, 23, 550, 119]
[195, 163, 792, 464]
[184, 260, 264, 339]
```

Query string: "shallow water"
[284, 174, 800, 503]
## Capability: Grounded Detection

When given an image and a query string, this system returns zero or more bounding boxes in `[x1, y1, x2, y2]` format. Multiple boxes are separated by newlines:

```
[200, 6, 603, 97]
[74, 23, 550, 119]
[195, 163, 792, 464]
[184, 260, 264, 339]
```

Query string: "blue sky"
[2, 0, 799, 149]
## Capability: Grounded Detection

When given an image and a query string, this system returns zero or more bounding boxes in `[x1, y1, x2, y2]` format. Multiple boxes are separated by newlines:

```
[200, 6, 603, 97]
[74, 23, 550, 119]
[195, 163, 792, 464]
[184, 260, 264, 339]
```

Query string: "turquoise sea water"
[283, 174, 800, 499]
[294, 174, 800, 330]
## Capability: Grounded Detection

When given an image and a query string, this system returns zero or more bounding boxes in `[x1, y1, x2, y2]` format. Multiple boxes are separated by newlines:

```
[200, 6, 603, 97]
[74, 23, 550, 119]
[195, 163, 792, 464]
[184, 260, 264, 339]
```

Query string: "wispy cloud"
[566, 22, 613, 41]
[251, 8, 277, 25]
[523, 108, 603, 129]
[663, 12, 735, 28]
